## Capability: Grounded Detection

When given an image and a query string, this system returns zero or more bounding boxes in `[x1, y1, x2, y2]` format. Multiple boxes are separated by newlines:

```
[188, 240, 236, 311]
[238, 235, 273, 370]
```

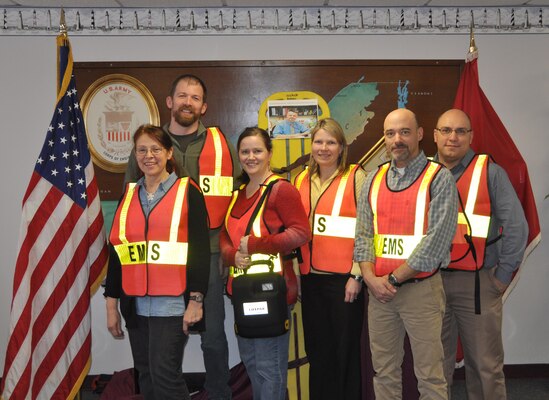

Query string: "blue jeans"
[237, 329, 290, 400]
[128, 315, 190, 400]
[200, 253, 231, 399]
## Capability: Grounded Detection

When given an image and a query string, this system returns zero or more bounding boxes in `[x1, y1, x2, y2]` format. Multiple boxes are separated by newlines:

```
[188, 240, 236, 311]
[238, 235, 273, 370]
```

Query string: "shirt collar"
[389, 151, 427, 176]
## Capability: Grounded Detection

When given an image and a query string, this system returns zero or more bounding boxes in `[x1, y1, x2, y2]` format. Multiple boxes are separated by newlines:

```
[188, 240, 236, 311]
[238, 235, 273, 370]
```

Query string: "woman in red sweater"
[220, 127, 310, 400]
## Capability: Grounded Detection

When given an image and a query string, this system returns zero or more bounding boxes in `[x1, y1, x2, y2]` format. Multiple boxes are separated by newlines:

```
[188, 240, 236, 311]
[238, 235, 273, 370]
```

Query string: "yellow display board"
[287, 300, 309, 400]
[258, 91, 329, 182]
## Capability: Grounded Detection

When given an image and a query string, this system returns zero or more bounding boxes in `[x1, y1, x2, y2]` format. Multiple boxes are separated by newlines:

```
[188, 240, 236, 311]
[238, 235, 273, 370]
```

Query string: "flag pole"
[468, 24, 477, 54]
[57, 8, 68, 92]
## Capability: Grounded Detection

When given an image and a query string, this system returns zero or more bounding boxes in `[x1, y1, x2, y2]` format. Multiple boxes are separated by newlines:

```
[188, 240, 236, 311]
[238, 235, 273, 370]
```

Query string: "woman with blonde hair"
[294, 118, 366, 400]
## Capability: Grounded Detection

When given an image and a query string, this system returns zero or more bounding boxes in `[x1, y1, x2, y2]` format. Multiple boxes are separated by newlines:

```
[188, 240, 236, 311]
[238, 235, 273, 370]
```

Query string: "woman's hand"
[344, 277, 363, 303]
[106, 297, 124, 339]
[183, 292, 204, 334]
[239, 235, 250, 254]
[235, 250, 252, 269]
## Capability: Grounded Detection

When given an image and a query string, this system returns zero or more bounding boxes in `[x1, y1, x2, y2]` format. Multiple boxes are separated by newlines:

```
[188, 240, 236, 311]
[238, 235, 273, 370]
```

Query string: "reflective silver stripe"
[170, 179, 188, 241]
[331, 166, 353, 216]
[313, 214, 356, 238]
[415, 163, 439, 234]
[115, 241, 188, 265]
[374, 234, 425, 259]
[462, 155, 490, 238]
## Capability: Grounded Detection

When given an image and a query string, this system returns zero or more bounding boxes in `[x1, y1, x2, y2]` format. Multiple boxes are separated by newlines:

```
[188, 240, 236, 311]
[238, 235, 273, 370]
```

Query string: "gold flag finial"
[59, 8, 67, 37]
[468, 23, 477, 54]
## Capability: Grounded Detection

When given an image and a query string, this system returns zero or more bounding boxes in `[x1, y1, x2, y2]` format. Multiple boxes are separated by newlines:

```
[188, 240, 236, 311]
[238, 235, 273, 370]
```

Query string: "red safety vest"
[225, 175, 284, 296]
[198, 127, 234, 229]
[110, 178, 192, 296]
[369, 161, 441, 279]
[448, 154, 492, 270]
[295, 165, 360, 274]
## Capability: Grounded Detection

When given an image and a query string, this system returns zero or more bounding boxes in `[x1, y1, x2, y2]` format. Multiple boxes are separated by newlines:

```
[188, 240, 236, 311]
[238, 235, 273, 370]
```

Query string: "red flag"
[1, 34, 108, 399]
[453, 53, 541, 261]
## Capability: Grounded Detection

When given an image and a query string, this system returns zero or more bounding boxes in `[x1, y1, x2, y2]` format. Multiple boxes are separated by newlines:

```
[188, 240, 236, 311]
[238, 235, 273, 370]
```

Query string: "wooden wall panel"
[75, 60, 462, 200]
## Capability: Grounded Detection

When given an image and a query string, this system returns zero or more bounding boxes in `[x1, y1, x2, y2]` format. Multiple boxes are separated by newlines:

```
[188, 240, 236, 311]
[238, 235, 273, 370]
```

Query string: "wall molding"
[1, 6, 548, 36]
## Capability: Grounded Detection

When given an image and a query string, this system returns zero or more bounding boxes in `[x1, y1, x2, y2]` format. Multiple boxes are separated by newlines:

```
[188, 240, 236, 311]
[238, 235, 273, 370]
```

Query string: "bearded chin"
[174, 111, 198, 127]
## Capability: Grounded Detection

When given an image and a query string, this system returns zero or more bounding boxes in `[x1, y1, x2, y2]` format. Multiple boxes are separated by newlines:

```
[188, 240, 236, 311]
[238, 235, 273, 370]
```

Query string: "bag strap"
[243, 179, 280, 236]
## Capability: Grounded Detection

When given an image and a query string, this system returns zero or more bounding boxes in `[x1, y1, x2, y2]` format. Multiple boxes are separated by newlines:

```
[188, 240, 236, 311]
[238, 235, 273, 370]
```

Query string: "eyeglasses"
[435, 127, 472, 136]
[383, 129, 412, 138]
[136, 147, 164, 156]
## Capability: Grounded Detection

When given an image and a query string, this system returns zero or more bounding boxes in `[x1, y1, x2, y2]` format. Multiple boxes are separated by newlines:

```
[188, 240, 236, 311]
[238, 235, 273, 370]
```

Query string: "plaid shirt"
[353, 151, 458, 273]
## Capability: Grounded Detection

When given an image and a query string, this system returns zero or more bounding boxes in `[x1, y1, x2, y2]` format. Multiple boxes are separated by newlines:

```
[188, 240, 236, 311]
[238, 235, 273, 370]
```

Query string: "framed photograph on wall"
[268, 99, 319, 139]
[80, 73, 160, 173]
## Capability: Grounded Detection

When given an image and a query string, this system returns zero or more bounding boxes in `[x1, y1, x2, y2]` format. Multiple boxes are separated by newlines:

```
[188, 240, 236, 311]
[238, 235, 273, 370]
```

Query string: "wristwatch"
[388, 273, 401, 288]
[189, 293, 204, 303]
[351, 274, 364, 283]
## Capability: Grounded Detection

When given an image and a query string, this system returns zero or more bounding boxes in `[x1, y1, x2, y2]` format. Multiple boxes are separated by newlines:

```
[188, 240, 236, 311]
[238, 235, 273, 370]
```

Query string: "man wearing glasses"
[354, 108, 458, 399]
[433, 109, 528, 400]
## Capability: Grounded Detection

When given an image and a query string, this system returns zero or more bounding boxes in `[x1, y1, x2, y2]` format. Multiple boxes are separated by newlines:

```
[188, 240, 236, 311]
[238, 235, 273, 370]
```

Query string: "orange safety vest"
[198, 127, 234, 229]
[110, 178, 192, 296]
[225, 175, 284, 296]
[369, 161, 442, 279]
[448, 154, 492, 270]
[294, 165, 359, 274]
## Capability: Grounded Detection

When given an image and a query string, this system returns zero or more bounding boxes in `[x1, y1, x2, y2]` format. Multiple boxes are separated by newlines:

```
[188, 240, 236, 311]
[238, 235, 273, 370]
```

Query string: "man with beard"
[125, 74, 239, 400]
[354, 108, 458, 399]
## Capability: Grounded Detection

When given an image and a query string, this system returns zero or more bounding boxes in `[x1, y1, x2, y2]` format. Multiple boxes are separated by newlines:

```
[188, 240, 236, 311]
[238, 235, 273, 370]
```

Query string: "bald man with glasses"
[433, 108, 528, 400]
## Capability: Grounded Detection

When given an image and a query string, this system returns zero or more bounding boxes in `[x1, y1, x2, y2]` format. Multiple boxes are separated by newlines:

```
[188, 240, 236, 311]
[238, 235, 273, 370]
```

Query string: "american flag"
[1, 35, 108, 399]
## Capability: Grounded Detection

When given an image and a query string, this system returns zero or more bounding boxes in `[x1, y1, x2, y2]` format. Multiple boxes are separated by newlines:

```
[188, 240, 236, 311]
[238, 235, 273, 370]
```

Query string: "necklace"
[146, 191, 155, 202]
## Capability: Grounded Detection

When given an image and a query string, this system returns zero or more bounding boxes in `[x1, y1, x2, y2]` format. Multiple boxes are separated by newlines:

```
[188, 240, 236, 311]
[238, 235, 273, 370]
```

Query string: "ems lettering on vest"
[116, 241, 188, 265]
[200, 175, 233, 196]
[128, 242, 147, 263]
[374, 234, 424, 260]
[382, 237, 404, 256]
[313, 214, 356, 238]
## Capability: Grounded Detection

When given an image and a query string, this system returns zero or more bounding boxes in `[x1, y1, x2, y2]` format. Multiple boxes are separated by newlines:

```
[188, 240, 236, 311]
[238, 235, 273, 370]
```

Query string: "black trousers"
[301, 273, 364, 400]
[128, 315, 190, 400]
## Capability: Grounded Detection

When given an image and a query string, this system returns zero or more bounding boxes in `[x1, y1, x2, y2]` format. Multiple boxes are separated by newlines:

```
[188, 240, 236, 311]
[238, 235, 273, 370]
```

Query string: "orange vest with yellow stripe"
[369, 161, 441, 279]
[225, 175, 284, 296]
[198, 127, 234, 229]
[449, 154, 492, 270]
[110, 178, 192, 296]
[295, 165, 359, 274]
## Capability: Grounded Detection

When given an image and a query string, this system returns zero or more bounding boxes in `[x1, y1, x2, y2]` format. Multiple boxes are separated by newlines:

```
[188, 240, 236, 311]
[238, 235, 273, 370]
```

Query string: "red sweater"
[220, 179, 311, 268]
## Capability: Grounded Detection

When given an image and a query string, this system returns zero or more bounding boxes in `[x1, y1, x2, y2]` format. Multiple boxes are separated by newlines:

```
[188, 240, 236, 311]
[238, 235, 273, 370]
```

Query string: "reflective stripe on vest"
[225, 175, 283, 294]
[459, 155, 490, 239]
[199, 127, 234, 229]
[295, 165, 358, 274]
[449, 154, 492, 270]
[110, 178, 190, 296]
[370, 162, 440, 278]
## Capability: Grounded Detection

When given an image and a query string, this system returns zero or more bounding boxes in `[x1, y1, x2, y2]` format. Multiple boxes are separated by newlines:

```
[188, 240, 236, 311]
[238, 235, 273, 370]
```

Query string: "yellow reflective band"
[374, 234, 425, 259]
[370, 164, 390, 233]
[313, 214, 356, 238]
[199, 175, 233, 197]
[115, 241, 188, 265]
[331, 165, 353, 216]
[415, 163, 439, 235]
[118, 183, 137, 244]
[231, 253, 282, 278]
[225, 188, 241, 227]
[210, 127, 223, 176]
[458, 212, 490, 238]
[462, 155, 490, 238]
[294, 169, 308, 190]
[170, 179, 188, 242]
